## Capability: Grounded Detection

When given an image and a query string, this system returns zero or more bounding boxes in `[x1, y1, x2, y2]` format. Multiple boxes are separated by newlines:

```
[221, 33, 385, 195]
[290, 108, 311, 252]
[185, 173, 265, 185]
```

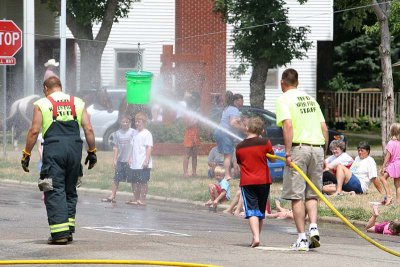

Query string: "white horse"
[6, 95, 40, 147]
[5, 90, 114, 148]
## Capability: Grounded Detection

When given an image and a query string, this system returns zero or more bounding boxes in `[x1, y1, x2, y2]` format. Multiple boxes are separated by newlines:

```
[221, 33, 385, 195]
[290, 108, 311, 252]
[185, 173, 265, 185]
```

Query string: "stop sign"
[0, 20, 22, 57]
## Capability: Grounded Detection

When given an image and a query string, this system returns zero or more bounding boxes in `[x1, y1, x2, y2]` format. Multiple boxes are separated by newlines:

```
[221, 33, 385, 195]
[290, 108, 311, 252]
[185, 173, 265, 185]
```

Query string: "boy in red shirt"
[236, 117, 275, 248]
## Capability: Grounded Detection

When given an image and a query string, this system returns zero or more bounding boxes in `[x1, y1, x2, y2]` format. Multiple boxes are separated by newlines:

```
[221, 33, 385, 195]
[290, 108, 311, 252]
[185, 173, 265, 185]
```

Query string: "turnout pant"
[41, 121, 83, 239]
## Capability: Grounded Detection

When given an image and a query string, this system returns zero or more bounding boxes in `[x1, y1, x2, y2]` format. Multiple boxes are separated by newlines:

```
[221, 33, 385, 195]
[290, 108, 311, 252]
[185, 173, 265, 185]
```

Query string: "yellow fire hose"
[0, 259, 220, 266]
[266, 153, 400, 257]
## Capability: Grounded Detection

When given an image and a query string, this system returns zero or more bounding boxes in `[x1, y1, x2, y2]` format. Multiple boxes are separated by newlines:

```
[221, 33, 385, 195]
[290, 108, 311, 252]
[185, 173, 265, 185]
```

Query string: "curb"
[0, 179, 366, 228]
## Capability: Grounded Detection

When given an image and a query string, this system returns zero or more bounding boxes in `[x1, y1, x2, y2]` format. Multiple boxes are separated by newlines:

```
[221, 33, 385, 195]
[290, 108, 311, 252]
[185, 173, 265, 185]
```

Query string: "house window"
[115, 50, 142, 87]
[265, 68, 278, 89]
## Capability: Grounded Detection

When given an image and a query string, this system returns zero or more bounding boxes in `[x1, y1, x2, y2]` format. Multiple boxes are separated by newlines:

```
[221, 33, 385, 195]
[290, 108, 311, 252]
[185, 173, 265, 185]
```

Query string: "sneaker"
[309, 227, 320, 248]
[47, 236, 68, 245]
[290, 239, 309, 251]
[68, 234, 73, 242]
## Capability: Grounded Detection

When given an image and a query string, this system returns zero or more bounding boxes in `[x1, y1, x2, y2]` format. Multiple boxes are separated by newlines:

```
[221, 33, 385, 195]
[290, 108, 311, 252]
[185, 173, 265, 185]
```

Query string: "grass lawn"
[342, 130, 381, 150]
[1, 150, 398, 222]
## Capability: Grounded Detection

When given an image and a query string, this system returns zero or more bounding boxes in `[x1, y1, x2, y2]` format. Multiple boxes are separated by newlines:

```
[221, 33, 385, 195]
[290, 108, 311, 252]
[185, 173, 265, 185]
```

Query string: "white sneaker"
[290, 239, 309, 251]
[309, 227, 320, 248]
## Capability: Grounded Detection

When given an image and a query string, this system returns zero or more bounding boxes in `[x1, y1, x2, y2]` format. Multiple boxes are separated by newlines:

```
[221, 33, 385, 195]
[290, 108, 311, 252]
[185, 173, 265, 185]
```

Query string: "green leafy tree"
[332, 34, 381, 91]
[329, 33, 400, 91]
[47, 0, 134, 90]
[214, 0, 312, 108]
[336, 0, 400, 149]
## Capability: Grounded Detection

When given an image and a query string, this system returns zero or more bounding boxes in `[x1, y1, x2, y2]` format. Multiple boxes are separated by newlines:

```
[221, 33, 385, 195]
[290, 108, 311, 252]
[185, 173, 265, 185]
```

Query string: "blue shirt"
[218, 178, 231, 200]
[219, 106, 240, 133]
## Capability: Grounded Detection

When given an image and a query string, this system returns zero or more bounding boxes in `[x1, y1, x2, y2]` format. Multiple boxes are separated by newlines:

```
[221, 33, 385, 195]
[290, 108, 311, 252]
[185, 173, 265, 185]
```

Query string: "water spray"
[152, 92, 244, 142]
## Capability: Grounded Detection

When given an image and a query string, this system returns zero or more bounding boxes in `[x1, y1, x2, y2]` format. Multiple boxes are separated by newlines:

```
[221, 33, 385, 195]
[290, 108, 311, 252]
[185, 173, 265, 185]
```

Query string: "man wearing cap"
[44, 59, 59, 81]
[21, 76, 97, 245]
[275, 68, 328, 251]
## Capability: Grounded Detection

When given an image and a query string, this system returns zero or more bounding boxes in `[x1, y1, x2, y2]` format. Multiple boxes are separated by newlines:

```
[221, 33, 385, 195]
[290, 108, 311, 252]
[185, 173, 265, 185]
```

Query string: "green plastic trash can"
[125, 71, 153, 104]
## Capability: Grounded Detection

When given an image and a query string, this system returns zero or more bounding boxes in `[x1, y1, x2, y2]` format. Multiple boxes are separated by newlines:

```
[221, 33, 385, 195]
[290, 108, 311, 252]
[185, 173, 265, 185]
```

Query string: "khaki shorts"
[281, 145, 324, 200]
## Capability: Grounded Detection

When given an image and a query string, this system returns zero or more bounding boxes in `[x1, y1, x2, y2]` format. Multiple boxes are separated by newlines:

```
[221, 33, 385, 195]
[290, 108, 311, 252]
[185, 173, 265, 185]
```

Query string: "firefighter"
[21, 76, 96, 245]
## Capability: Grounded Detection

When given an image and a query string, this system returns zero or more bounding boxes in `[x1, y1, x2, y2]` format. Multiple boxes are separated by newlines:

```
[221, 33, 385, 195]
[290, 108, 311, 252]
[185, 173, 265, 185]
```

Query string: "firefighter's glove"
[21, 149, 31, 172]
[85, 148, 97, 169]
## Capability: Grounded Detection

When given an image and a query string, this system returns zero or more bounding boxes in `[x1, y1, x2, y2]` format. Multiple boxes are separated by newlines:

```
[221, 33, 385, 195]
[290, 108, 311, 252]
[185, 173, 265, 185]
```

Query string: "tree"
[371, 1, 394, 150]
[213, 0, 312, 108]
[47, 0, 134, 90]
[330, 34, 381, 91]
[336, 0, 400, 149]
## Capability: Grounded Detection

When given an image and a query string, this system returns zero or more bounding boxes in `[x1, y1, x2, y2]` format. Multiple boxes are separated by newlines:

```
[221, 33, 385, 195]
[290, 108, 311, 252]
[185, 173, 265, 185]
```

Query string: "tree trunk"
[250, 59, 269, 108]
[77, 40, 106, 90]
[50, 0, 120, 91]
[372, 1, 395, 152]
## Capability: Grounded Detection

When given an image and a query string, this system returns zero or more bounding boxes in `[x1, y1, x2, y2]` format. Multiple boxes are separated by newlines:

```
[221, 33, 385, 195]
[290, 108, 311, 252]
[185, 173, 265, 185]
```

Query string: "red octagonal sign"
[0, 20, 23, 57]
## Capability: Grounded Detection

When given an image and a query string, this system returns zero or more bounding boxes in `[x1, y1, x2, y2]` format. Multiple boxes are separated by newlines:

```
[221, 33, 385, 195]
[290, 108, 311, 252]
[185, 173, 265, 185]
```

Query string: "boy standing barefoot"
[128, 112, 153, 206]
[102, 115, 136, 203]
[236, 117, 275, 248]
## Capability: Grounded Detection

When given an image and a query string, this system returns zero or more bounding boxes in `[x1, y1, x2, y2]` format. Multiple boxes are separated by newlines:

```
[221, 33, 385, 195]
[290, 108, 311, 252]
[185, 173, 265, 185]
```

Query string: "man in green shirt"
[275, 68, 328, 251]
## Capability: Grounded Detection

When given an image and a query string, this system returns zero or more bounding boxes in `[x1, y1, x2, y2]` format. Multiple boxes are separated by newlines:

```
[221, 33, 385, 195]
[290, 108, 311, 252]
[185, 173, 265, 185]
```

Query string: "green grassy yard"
[342, 130, 381, 150]
[0, 150, 398, 222]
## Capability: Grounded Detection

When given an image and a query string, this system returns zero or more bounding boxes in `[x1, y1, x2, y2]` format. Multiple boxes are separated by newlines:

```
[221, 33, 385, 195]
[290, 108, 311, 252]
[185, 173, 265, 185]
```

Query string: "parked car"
[210, 105, 347, 147]
[81, 88, 126, 150]
[87, 90, 346, 151]
[209, 106, 347, 181]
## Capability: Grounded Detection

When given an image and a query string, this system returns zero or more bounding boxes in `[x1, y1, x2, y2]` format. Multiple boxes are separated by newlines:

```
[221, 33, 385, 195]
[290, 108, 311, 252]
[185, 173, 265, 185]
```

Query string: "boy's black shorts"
[241, 184, 270, 220]
[131, 168, 151, 183]
[113, 162, 132, 182]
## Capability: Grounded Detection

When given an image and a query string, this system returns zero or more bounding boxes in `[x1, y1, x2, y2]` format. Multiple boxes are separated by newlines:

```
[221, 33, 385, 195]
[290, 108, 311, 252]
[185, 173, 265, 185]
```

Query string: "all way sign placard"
[0, 20, 22, 65]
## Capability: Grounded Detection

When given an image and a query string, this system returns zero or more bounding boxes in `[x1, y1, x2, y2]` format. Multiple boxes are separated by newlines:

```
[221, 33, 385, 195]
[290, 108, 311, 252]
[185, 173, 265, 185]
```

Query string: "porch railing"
[317, 91, 400, 123]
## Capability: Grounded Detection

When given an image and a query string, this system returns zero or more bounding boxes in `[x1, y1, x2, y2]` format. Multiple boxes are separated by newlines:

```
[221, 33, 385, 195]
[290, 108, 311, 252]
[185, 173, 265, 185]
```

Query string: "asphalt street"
[0, 182, 399, 267]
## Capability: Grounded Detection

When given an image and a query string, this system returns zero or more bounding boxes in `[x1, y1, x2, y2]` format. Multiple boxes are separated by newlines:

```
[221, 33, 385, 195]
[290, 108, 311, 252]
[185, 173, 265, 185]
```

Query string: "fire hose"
[266, 153, 399, 257]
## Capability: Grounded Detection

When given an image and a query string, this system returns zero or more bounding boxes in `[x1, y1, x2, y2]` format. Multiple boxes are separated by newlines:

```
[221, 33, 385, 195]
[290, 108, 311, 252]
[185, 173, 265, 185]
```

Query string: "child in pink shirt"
[380, 122, 400, 205]
[366, 205, 400, 236]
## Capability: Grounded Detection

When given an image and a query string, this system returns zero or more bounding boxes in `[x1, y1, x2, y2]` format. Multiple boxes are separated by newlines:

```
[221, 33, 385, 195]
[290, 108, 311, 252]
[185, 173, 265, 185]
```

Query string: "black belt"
[292, 143, 323, 148]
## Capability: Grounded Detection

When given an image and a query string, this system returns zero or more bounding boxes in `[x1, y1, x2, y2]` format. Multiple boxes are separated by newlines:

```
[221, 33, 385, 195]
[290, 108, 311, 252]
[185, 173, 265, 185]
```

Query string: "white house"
[94, 0, 175, 88]
[95, 0, 332, 111]
[1, 0, 333, 112]
[226, 0, 333, 111]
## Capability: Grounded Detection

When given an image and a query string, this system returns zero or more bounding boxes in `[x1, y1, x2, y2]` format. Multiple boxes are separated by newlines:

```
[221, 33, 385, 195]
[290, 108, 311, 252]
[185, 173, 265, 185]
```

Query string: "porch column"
[59, 0, 66, 91]
[23, 0, 35, 96]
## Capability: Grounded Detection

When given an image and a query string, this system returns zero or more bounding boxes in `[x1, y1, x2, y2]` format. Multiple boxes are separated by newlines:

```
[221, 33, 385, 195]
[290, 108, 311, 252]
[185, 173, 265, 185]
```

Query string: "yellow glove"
[21, 149, 31, 172]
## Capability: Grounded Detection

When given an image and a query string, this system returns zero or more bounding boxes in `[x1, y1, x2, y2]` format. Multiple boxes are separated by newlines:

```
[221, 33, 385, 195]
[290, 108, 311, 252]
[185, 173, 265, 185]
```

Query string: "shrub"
[336, 116, 381, 132]
[147, 120, 185, 143]
[147, 119, 215, 143]
[328, 73, 356, 91]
